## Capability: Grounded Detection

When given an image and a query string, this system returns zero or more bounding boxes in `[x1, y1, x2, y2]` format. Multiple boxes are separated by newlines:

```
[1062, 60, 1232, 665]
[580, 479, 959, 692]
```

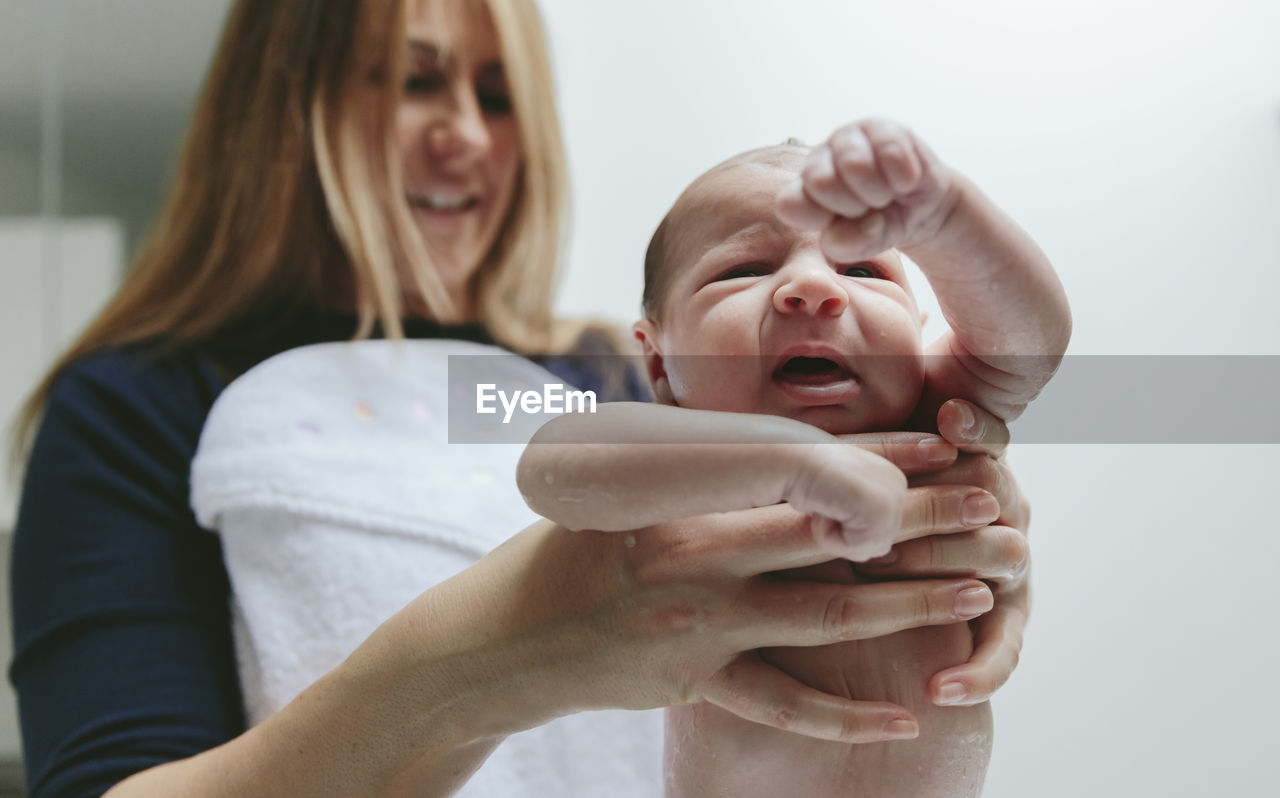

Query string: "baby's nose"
[773, 264, 848, 317]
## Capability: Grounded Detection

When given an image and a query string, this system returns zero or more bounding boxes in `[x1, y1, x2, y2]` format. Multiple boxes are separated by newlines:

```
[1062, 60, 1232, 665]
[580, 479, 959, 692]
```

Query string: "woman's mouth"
[407, 190, 481, 214]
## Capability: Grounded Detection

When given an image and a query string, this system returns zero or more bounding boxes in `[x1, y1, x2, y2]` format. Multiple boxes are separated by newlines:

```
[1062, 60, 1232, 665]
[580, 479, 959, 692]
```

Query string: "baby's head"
[634, 144, 927, 435]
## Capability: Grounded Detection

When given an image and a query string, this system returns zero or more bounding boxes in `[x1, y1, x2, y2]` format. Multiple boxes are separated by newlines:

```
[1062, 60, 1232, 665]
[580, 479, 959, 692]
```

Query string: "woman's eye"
[476, 67, 512, 115]
[840, 262, 881, 279]
[716, 264, 769, 281]
[477, 88, 512, 115]
[404, 71, 446, 94]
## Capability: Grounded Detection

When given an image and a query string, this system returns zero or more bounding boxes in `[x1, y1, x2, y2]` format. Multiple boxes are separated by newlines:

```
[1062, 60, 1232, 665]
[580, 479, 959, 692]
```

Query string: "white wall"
[0, 218, 123, 761]
[0, 219, 123, 531]
[539, 0, 1280, 795]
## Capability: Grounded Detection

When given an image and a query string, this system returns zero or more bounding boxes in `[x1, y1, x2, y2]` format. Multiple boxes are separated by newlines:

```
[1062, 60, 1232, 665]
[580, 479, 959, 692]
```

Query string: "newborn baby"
[519, 118, 1069, 797]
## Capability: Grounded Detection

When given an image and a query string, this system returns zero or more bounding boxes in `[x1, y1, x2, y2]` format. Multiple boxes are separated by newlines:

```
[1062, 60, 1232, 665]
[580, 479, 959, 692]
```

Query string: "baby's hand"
[785, 444, 907, 562]
[777, 118, 959, 263]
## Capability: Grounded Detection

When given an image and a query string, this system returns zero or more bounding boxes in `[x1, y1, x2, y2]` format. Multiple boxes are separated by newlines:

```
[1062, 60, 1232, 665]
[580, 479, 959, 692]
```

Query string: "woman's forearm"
[106, 662, 503, 798]
[103, 551, 569, 798]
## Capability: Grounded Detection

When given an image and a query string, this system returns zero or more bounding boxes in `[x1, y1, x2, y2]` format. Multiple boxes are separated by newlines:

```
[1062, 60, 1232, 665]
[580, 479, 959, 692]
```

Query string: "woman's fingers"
[859, 524, 1029, 583]
[896, 484, 1000, 542]
[702, 656, 919, 742]
[927, 587, 1029, 706]
[907, 451, 1029, 531]
[672, 486, 998, 579]
[836, 430, 959, 475]
[937, 399, 1010, 458]
[644, 504, 821, 577]
[735, 578, 993, 649]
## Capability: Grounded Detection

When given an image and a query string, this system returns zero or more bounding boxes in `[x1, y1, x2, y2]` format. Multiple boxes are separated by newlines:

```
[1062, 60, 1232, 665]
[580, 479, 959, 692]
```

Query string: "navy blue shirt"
[9, 314, 647, 798]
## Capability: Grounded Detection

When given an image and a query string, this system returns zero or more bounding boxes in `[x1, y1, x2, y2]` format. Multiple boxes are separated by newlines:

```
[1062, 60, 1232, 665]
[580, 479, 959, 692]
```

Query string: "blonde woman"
[8, 0, 1032, 796]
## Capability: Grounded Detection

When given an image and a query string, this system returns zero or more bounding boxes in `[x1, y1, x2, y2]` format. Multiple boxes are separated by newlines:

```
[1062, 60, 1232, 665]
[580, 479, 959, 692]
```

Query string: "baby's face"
[636, 162, 925, 435]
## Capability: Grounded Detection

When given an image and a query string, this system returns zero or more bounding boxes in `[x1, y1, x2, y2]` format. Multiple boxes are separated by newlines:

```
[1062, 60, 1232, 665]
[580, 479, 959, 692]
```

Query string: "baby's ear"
[631, 319, 676, 405]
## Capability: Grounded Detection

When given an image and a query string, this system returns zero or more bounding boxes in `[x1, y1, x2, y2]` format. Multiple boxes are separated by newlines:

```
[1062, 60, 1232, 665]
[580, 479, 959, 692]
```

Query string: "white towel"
[192, 340, 662, 797]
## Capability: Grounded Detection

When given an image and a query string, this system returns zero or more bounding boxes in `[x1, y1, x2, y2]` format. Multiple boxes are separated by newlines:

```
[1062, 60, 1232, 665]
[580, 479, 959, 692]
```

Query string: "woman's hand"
[841, 398, 1031, 707]
[438, 477, 1005, 746]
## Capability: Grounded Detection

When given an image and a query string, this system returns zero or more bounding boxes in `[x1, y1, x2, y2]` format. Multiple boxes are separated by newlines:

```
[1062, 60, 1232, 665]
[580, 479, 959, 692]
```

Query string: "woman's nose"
[773, 260, 849, 317]
[426, 84, 492, 158]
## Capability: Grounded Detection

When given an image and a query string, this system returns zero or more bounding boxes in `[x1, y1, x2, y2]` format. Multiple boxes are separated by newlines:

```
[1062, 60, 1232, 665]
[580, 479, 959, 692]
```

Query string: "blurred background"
[2, 0, 1278, 795]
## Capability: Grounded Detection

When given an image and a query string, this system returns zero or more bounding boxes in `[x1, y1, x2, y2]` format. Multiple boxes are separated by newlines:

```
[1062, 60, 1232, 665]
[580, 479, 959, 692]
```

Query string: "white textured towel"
[191, 340, 661, 797]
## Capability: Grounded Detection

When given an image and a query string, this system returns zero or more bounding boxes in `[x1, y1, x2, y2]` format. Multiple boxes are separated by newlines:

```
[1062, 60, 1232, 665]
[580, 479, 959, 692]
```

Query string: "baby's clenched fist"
[777, 118, 959, 263]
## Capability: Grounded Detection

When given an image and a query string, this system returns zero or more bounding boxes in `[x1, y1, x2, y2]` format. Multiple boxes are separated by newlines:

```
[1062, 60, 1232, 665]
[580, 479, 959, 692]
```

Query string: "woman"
[8, 0, 1031, 795]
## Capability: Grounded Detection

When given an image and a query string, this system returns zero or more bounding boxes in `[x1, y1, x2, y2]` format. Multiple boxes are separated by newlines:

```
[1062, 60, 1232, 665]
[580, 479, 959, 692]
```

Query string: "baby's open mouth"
[771, 355, 862, 405]
[773, 356, 856, 385]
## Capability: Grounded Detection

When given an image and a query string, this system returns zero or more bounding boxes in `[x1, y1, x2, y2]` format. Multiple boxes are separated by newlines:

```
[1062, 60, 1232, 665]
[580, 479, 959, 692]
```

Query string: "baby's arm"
[907, 170, 1070, 421]
[778, 118, 1071, 420]
[517, 402, 906, 560]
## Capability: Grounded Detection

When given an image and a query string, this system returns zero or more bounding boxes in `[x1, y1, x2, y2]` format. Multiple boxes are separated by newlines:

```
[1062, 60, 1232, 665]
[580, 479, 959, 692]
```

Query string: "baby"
[518, 118, 1069, 796]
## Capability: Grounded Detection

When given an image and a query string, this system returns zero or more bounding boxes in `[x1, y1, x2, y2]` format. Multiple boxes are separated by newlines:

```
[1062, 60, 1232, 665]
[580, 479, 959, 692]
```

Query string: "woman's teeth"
[408, 192, 476, 211]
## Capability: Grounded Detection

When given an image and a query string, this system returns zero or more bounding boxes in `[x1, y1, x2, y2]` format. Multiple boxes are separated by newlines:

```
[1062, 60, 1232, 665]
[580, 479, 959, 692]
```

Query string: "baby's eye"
[840, 262, 882, 279]
[715, 263, 771, 281]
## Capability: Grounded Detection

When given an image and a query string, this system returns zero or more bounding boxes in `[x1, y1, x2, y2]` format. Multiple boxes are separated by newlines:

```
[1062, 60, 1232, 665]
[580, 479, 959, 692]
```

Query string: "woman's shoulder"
[48, 340, 228, 430]
[34, 341, 230, 489]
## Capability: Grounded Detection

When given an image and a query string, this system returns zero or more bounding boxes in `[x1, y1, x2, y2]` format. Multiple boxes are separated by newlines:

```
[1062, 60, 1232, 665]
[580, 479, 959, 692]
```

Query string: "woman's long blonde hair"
[11, 0, 576, 461]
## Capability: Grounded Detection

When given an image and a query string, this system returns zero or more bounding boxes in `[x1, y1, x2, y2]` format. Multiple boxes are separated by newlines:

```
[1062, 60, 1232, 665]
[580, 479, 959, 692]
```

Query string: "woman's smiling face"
[393, 0, 522, 316]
